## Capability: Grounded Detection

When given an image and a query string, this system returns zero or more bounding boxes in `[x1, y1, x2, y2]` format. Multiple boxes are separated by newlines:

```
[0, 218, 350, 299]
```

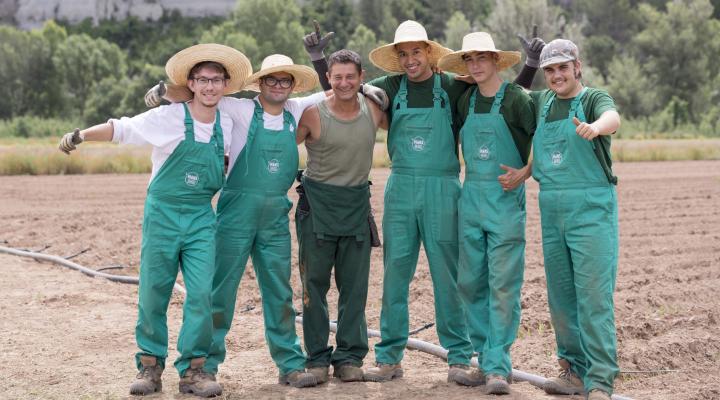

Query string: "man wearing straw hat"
[59, 43, 252, 397]
[530, 39, 620, 400]
[294, 49, 387, 384]
[437, 32, 536, 395]
[144, 50, 388, 387]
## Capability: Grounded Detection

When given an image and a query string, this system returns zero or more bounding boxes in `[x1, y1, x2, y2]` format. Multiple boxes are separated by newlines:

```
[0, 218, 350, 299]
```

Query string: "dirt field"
[1, 161, 719, 400]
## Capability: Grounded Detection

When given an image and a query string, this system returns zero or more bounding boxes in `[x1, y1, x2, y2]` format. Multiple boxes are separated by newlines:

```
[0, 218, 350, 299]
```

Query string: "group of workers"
[58, 17, 620, 400]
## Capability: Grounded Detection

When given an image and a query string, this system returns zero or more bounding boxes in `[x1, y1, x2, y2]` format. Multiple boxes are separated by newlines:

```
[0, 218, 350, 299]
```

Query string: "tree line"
[1, 0, 719, 137]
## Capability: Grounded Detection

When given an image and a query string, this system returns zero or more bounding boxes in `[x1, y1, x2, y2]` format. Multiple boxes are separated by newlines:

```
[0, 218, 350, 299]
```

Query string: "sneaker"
[363, 363, 403, 382]
[587, 389, 611, 400]
[129, 355, 163, 395]
[332, 363, 364, 382]
[307, 366, 329, 384]
[485, 374, 511, 395]
[178, 357, 223, 397]
[542, 360, 584, 395]
[447, 364, 484, 387]
[278, 369, 318, 388]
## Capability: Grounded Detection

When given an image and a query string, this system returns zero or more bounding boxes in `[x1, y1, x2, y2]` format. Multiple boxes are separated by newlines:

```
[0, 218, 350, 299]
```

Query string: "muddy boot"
[587, 389, 611, 400]
[178, 357, 223, 397]
[485, 374, 511, 395]
[332, 363, 364, 382]
[278, 369, 318, 388]
[447, 364, 484, 387]
[307, 366, 329, 384]
[542, 359, 584, 395]
[363, 363, 403, 382]
[130, 355, 163, 395]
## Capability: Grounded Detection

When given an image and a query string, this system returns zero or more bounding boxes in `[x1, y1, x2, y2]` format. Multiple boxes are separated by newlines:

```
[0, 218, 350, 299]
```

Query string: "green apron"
[296, 176, 371, 368]
[532, 88, 619, 394]
[377, 74, 473, 366]
[457, 83, 526, 378]
[135, 103, 224, 377]
[206, 101, 305, 376]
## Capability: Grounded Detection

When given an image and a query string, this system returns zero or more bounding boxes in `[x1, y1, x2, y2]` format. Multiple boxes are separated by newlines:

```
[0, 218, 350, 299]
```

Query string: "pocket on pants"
[542, 135, 569, 171]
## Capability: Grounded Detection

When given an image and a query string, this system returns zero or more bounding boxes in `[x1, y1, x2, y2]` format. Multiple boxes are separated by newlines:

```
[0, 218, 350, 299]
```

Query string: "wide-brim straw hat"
[438, 32, 521, 75]
[244, 54, 319, 93]
[165, 43, 252, 95]
[369, 20, 452, 73]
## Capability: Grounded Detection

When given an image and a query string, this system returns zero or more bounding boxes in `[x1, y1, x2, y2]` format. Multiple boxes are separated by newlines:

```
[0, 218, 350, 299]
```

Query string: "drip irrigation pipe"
[1, 245, 633, 399]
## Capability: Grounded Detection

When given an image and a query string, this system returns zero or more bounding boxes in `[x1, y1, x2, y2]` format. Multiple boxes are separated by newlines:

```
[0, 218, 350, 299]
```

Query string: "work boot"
[178, 357, 223, 397]
[363, 363, 403, 382]
[307, 366, 329, 384]
[332, 363, 364, 382]
[447, 364, 484, 386]
[587, 389, 611, 400]
[485, 374, 511, 395]
[129, 355, 163, 395]
[542, 359, 584, 395]
[278, 369, 318, 388]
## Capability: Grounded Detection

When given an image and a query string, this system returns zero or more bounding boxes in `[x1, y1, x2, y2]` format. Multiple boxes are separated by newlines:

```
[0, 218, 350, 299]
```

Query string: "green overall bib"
[532, 88, 619, 394]
[206, 101, 305, 376]
[376, 74, 473, 366]
[457, 83, 526, 378]
[135, 103, 224, 377]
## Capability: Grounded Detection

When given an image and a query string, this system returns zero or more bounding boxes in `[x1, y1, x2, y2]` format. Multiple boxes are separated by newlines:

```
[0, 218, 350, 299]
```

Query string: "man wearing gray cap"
[530, 39, 621, 400]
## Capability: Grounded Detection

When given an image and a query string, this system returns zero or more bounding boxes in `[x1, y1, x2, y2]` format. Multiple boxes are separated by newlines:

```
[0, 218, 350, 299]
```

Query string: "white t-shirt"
[219, 92, 326, 175]
[110, 103, 233, 183]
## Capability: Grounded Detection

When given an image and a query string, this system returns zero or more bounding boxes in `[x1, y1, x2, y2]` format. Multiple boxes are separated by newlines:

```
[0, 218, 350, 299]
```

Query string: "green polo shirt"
[531, 87, 617, 183]
[457, 82, 536, 164]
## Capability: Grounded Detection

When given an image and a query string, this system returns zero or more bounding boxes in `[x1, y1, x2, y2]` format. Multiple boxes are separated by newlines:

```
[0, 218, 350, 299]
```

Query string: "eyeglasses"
[262, 76, 294, 89]
[192, 77, 226, 87]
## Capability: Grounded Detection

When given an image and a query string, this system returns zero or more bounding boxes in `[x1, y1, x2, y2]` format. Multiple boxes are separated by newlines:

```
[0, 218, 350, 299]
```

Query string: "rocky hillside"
[1, 0, 238, 29]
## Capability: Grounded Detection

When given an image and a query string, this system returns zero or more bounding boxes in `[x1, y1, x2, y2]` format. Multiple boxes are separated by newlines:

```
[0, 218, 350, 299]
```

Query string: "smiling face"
[327, 62, 364, 101]
[259, 71, 294, 106]
[395, 41, 433, 82]
[543, 60, 583, 98]
[462, 51, 499, 85]
[187, 65, 227, 107]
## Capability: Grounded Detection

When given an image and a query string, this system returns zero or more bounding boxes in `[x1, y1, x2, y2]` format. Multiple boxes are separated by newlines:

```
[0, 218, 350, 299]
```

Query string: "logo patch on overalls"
[185, 171, 199, 186]
[551, 151, 563, 165]
[478, 146, 490, 160]
[267, 159, 280, 174]
[411, 136, 425, 151]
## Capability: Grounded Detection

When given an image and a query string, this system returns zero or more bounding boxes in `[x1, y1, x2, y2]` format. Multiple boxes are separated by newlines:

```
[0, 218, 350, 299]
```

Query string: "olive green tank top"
[304, 93, 376, 186]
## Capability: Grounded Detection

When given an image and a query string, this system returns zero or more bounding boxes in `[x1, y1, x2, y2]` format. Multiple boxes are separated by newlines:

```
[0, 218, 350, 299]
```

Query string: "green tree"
[347, 24, 386, 81]
[606, 55, 657, 118]
[443, 11, 472, 50]
[357, 0, 397, 41]
[200, 21, 261, 69]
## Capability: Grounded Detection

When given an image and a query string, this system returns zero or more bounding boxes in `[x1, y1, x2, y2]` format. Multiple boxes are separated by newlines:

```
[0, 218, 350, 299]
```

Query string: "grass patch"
[0, 144, 151, 175]
[612, 139, 720, 162]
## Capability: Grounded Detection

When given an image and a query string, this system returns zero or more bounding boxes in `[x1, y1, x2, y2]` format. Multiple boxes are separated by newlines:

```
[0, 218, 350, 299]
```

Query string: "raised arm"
[514, 26, 545, 89]
[303, 20, 334, 91]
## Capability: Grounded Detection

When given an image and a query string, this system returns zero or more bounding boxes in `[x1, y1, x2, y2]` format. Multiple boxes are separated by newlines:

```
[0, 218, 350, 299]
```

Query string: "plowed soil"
[1, 161, 719, 400]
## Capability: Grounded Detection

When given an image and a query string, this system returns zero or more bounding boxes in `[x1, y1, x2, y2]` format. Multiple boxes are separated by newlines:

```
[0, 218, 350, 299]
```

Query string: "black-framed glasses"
[193, 77, 226, 87]
[262, 76, 294, 89]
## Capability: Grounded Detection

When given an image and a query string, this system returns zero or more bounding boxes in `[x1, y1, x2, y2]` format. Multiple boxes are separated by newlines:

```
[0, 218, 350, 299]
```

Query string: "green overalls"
[457, 83, 526, 378]
[206, 101, 306, 376]
[533, 88, 619, 394]
[135, 103, 224, 377]
[376, 74, 473, 366]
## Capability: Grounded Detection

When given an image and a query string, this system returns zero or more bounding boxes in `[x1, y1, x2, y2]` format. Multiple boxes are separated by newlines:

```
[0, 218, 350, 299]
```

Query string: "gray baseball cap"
[539, 39, 579, 68]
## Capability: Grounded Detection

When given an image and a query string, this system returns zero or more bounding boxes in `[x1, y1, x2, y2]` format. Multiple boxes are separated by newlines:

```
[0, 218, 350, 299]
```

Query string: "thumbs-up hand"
[497, 164, 530, 191]
[573, 117, 600, 141]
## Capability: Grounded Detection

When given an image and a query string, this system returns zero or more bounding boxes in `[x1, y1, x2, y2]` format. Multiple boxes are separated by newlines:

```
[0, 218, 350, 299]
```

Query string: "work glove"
[59, 128, 83, 154]
[517, 25, 545, 68]
[144, 80, 166, 108]
[303, 20, 335, 62]
[360, 84, 389, 111]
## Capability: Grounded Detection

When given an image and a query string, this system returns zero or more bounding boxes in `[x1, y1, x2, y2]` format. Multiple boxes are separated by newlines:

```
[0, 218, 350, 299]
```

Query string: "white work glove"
[59, 128, 83, 154]
[361, 84, 389, 111]
[144, 80, 166, 108]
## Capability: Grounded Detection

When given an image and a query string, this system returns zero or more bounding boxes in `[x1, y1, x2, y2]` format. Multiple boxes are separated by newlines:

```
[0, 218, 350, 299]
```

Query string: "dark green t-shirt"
[531, 87, 617, 182]
[457, 82, 536, 164]
[368, 72, 471, 136]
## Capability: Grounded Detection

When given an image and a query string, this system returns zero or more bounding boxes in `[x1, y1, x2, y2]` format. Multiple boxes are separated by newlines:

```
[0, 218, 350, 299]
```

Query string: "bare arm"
[296, 105, 321, 144]
[58, 122, 114, 154]
[367, 98, 388, 130]
[573, 110, 621, 140]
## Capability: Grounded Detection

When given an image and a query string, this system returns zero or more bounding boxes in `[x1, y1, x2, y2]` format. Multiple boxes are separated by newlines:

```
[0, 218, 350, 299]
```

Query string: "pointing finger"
[532, 24, 538, 38]
[313, 19, 321, 36]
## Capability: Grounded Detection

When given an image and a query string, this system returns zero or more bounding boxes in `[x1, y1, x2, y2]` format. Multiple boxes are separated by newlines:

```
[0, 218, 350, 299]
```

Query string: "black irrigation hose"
[0, 245, 634, 400]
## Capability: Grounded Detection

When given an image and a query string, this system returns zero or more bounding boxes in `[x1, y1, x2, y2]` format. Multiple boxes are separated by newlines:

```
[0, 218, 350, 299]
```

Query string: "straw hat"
[369, 20, 452, 73]
[438, 32, 521, 75]
[165, 43, 252, 95]
[244, 54, 319, 93]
